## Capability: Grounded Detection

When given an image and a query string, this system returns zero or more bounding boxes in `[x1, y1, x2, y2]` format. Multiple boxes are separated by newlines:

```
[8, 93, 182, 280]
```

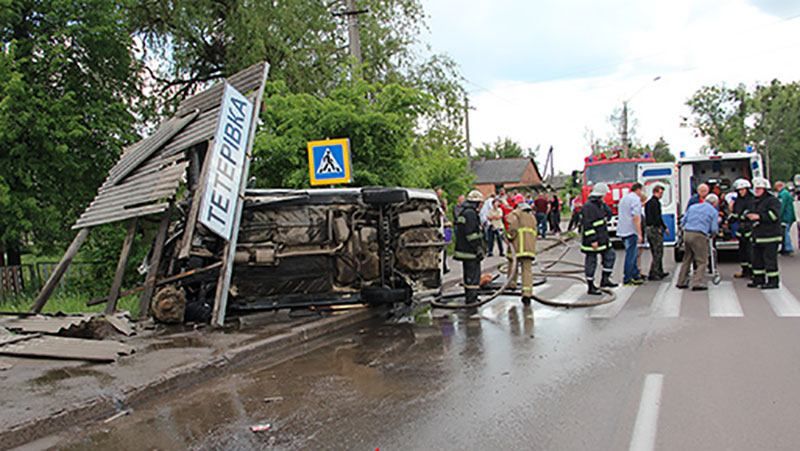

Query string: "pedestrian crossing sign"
[307, 138, 352, 186]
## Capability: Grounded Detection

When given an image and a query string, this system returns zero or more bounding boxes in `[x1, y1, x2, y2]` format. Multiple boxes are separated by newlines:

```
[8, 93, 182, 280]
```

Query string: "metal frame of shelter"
[30, 62, 270, 327]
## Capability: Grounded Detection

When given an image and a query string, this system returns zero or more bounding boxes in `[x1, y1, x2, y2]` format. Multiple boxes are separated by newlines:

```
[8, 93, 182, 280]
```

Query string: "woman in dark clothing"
[549, 194, 562, 235]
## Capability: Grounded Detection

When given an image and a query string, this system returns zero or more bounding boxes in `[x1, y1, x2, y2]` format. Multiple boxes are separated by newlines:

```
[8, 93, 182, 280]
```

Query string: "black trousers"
[737, 235, 752, 271]
[462, 259, 482, 303]
[584, 247, 616, 281]
[752, 241, 779, 283]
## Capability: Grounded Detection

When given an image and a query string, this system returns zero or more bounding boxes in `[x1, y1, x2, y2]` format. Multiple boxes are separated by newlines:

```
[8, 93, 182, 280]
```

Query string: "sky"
[421, 0, 800, 173]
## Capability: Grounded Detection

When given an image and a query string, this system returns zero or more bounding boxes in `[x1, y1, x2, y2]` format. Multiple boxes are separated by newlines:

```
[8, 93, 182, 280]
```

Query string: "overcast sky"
[421, 0, 800, 173]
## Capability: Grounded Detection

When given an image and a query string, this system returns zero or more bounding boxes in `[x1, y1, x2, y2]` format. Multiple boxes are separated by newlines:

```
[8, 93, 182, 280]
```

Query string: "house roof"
[546, 174, 571, 189]
[470, 158, 542, 185]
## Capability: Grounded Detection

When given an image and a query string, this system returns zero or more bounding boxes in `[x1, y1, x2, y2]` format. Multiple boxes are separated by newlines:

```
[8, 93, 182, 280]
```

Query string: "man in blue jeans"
[617, 183, 646, 285]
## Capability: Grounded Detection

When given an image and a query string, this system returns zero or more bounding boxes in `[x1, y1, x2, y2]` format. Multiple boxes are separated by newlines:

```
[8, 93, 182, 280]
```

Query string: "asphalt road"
[40, 242, 800, 451]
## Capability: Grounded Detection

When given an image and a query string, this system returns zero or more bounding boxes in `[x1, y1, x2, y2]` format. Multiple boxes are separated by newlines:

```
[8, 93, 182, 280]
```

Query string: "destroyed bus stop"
[29, 62, 270, 328]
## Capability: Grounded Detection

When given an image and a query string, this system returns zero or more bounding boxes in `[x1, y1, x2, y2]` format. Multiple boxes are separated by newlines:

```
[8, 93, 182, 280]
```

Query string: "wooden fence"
[0, 262, 102, 300]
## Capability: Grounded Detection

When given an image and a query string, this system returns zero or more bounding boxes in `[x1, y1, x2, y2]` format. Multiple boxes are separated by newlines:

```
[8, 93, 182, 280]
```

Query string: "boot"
[600, 272, 618, 288]
[587, 280, 602, 295]
[747, 274, 765, 288]
[465, 289, 479, 304]
[521, 297, 532, 306]
[762, 275, 779, 290]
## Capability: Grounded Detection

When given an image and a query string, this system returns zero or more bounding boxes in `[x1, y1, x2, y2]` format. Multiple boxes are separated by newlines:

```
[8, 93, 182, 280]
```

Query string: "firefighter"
[731, 178, 755, 279]
[454, 190, 486, 303]
[506, 198, 538, 305]
[581, 183, 618, 295]
[747, 177, 782, 289]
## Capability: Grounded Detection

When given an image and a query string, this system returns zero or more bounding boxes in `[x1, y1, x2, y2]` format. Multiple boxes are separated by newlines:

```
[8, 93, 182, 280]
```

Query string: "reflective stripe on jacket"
[506, 208, 538, 258]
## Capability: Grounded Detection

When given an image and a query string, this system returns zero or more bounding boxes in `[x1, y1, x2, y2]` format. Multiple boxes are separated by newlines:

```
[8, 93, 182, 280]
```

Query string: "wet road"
[46, 244, 800, 450]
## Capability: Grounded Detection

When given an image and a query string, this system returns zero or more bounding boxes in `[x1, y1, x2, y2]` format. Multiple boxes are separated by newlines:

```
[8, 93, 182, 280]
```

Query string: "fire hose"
[430, 234, 616, 310]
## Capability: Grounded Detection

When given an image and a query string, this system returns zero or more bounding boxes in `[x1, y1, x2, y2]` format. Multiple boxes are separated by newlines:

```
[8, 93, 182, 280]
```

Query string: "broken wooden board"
[0, 336, 134, 363]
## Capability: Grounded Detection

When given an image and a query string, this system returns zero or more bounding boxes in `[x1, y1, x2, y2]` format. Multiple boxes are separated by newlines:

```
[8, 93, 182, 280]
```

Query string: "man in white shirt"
[617, 183, 645, 285]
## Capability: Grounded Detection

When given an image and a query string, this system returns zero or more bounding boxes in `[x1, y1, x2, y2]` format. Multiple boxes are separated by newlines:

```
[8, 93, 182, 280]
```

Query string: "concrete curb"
[0, 308, 379, 449]
[442, 237, 571, 291]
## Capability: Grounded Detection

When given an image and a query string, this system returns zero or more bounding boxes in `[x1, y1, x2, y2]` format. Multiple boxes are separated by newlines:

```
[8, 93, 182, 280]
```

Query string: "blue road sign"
[307, 138, 352, 186]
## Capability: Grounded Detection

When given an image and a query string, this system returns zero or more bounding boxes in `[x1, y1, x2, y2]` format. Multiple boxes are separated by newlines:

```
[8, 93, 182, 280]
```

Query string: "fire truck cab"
[582, 153, 656, 239]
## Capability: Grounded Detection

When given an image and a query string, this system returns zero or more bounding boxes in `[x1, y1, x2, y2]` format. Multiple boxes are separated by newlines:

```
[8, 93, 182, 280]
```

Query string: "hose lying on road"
[431, 234, 615, 310]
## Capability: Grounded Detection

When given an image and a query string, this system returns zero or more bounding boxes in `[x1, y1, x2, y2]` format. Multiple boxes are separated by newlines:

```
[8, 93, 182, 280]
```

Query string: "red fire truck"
[581, 152, 656, 238]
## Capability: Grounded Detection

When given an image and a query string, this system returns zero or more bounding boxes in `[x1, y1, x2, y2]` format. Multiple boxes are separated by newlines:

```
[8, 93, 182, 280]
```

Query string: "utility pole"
[621, 101, 629, 158]
[344, 0, 364, 64]
[464, 95, 471, 161]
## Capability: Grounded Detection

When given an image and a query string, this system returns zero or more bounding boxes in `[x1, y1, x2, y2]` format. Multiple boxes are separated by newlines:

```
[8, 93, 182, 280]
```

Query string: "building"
[470, 157, 544, 197]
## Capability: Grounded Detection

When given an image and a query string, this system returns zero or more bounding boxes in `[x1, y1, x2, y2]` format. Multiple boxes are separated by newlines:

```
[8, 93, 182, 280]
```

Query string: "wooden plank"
[139, 206, 172, 320]
[73, 203, 170, 230]
[106, 219, 138, 314]
[212, 63, 270, 328]
[178, 140, 214, 259]
[30, 229, 90, 313]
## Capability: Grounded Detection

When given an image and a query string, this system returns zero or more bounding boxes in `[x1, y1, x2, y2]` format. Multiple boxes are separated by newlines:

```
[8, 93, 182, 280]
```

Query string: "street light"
[621, 76, 661, 157]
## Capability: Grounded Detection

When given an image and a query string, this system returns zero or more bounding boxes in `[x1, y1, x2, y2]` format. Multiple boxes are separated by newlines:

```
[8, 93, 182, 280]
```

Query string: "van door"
[638, 162, 678, 246]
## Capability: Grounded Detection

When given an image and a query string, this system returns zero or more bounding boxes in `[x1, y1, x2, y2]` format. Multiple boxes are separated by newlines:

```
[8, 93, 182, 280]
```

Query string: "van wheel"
[674, 247, 684, 262]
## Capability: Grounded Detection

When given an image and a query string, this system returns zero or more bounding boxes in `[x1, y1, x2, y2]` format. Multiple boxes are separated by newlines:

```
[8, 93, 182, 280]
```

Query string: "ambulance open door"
[638, 162, 678, 246]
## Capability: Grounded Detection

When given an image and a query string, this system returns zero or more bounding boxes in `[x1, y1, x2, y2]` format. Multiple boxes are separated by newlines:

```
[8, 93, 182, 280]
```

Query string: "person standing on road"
[453, 194, 465, 219]
[775, 181, 795, 255]
[480, 193, 494, 248]
[487, 199, 505, 257]
[618, 183, 646, 286]
[747, 178, 782, 290]
[581, 183, 618, 295]
[568, 196, 583, 231]
[645, 185, 669, 281]
[534, 193, 549, 239]
[677, 194, 719, 291]
[731, 179, 755, 279]
[549, 193, 562, 235]
[506, 200, 538, 305]
[436, 188, 451, 274]
[454, 190, 486, 304]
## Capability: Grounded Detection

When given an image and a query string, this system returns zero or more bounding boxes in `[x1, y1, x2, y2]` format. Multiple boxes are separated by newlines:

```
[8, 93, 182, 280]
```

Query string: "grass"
[0, 292, 139, 316]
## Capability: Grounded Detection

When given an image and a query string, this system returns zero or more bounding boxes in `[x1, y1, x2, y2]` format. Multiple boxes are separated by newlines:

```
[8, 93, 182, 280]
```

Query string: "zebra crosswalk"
[485, 279, 800, 321]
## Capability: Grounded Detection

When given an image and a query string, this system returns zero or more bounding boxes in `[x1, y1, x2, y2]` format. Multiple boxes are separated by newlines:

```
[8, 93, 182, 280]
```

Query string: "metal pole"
[621, 101, 629, 158]
[465, 95, 471, 160]
[345, 0, 363, 64]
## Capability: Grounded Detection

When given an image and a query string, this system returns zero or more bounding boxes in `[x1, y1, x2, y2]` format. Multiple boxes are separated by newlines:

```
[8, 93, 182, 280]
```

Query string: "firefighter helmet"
[467, 190, 484, 202]
[733, 178, 752, 190]
[590, 182, 610, 197]
[752, 177, 770, 189]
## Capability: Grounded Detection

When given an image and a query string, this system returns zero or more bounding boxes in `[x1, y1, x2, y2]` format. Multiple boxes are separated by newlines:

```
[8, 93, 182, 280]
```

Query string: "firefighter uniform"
[454, 191, 485, 303]
[749, 186, 782, 289]
[581, 184, 618, 295]
[506, 203, 538, 305]
[731, 181, 755, 278]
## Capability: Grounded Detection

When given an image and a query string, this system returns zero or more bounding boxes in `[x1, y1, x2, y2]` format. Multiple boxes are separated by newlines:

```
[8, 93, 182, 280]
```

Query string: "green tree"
[683, 84, 749, 153]
[474, 137, 537, 160]
[748, 80, 800, 181]
[0, 0, 139, 262]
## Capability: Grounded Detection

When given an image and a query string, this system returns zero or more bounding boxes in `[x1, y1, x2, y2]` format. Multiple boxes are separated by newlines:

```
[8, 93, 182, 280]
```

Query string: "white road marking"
[708, 281, 743, 317]
[764, 283, 800, 317]
[588, 284, 637, 319]
[550, 283, 589, 306]
[651, 272, 682, 318]
[629, 373, 665, 451]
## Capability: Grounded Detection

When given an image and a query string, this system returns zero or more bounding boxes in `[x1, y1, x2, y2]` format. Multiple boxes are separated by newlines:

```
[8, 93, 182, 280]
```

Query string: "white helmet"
[590, 182, 610, 197]
[466, 190, 484, 202]
[752, 177, 770, 189]
[733, 178, 751, 190]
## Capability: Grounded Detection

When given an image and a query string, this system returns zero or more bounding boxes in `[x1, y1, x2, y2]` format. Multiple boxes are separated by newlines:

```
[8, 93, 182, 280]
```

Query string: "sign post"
[307, 138, 352, 186]
[207, 65, 269, 327]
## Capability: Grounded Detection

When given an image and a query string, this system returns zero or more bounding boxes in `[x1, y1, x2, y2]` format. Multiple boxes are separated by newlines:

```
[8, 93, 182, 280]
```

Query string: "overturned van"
[170, 187, 445, 319]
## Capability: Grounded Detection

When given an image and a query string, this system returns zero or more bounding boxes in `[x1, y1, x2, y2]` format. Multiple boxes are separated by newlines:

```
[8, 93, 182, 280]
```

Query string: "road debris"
[0, 335, 134, 363]
[250, 423, 271, 433]
[263, 396, 284, 403]
[103, 409, 131, 424]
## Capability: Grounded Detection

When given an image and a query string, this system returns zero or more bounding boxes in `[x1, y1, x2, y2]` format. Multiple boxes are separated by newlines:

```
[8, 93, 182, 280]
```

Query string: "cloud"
[422, 0, 800, 173]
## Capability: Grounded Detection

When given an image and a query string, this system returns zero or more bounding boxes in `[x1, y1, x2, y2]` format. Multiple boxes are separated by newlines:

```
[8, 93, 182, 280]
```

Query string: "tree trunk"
[5, 241, 21, 266]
